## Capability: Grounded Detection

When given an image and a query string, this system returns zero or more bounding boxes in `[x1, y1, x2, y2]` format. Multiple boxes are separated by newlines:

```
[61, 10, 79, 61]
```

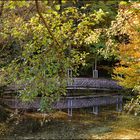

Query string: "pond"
[0, 105, 140, 139]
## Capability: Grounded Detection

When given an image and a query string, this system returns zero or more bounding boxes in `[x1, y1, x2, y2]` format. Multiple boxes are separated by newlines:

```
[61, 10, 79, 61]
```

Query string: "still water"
[1, 106, 140, 139]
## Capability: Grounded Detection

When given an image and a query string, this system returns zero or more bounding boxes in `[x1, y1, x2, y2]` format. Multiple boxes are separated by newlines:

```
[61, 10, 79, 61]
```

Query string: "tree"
[0, 0, 123, 111]
[112, 1, 140, 113]
[0, 0, 130, 109]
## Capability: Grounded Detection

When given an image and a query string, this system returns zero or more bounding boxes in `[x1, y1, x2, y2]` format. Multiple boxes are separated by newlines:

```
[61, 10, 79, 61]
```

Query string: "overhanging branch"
[35, 0, 61, 48]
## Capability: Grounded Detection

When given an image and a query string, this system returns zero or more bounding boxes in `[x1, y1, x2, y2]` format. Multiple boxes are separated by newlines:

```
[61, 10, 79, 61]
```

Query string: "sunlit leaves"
[113, 2, 140, 93]
[54, 4, 60, 11]
[4, 1, 29, 9]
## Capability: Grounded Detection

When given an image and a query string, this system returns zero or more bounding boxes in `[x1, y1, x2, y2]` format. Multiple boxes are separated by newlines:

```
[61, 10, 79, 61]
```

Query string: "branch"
[58, 0, 62, 13]
[35, 0, 61, 48]
[0, 1, 4, 17]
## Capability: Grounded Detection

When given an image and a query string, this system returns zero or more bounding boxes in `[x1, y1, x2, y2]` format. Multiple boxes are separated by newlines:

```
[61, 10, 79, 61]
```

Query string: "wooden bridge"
[0, 78, 123, 116]
[1, 78, 123, 94]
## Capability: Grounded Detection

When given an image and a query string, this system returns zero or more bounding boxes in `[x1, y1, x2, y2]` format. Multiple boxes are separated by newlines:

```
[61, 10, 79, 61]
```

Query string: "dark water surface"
[0, 106, 140, 139]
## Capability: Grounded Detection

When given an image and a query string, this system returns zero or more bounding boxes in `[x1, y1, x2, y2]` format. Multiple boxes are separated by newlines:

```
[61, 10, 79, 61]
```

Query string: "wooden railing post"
[93, 57, 98, 78]
[67, 69, 73, 86]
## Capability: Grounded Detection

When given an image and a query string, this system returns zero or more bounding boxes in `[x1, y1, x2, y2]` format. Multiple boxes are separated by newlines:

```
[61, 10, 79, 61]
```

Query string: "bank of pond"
[0, 105, 140, 139]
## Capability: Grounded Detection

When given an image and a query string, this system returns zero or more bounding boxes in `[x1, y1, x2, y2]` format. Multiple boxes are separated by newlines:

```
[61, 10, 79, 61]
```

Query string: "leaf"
[55, 5, 60, 11]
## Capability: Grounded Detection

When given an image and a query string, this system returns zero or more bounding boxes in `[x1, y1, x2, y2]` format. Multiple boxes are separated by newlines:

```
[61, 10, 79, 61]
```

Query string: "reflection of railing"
[54, 95, 123, 116]
[0, 98, 40, 109]
[1, 95, 123, 116]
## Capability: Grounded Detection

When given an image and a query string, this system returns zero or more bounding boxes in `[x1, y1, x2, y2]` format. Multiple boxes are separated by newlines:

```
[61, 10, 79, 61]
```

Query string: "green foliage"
[0, 0, 123, 111]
